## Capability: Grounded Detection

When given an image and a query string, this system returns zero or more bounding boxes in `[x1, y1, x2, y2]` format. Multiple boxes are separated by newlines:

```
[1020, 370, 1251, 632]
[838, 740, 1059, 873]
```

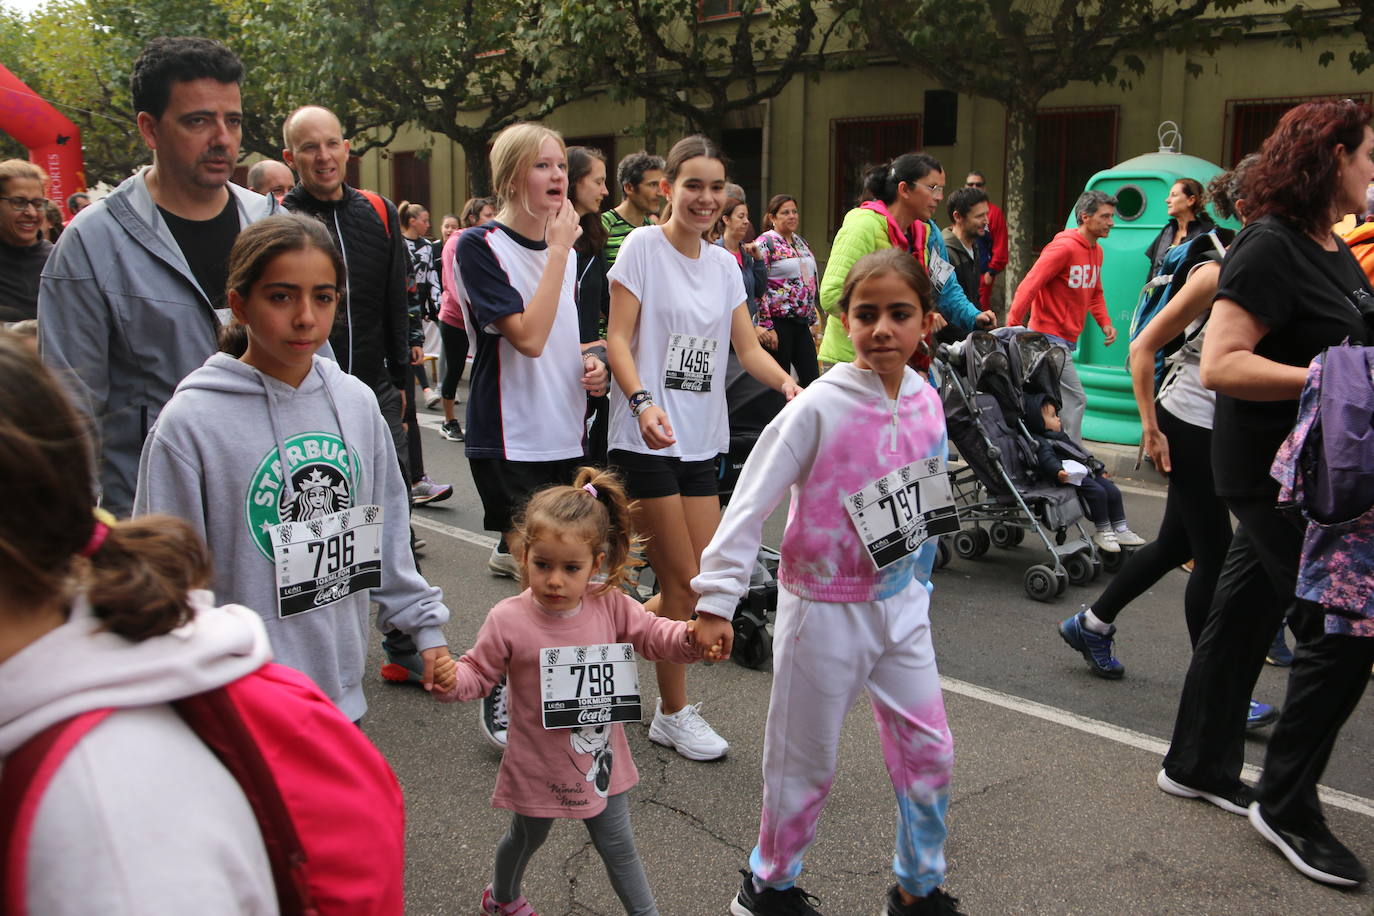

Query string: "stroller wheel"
[731, 616, 773, 670]
[953, 528, 991, 560]
[1024, 564, 1057, 602]
[990, 522, 1018, 549]
[1101, 549, 1126, 573]
[1056, 570, 1069, 596]
[1064, 551, 1093, 586]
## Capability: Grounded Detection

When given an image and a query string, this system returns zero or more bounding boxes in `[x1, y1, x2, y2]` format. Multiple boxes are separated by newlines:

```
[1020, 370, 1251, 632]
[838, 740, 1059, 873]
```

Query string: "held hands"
[1101, 324, 1118, 346]
[638, 404, 676, 449]
[687, 613, 734, 661]
[582, 355, 608, 397]
[547, 197, 582, 252]
[421, 647, 457, 693]
[410, 346, 424, 366]
[756, 326, 778, 351]
[780, 381, 802, 401]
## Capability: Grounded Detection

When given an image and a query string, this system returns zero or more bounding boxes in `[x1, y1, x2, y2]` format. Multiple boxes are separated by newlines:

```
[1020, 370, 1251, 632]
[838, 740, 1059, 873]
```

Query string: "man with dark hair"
[942, 186, 990, 305]
[601, 150, 664, 267]
[1008, 189, 1118, 442]
[246, 158, 294, 202]
[65, 191, 90, 217]
[966, 169, 1009, 318]
[38, 36, 277, 516]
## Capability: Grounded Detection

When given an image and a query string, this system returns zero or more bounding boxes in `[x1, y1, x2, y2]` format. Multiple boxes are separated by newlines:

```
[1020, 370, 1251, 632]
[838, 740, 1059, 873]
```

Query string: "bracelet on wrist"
[628, 389, 654, 417]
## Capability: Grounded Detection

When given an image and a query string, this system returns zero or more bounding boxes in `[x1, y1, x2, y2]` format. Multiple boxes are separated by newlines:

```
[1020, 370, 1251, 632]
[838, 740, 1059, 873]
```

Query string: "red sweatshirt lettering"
[1008, 228, 1110, 345]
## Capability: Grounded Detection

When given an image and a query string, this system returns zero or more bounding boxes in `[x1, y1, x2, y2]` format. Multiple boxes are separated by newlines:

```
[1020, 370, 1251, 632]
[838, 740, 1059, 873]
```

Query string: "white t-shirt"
[454, 222, 586, 462]
[607, 226, 746, 461]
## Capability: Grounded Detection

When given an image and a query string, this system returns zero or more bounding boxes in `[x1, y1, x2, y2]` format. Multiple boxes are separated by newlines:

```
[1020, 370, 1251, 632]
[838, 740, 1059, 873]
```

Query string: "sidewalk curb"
[1086, 439, 1167, 490]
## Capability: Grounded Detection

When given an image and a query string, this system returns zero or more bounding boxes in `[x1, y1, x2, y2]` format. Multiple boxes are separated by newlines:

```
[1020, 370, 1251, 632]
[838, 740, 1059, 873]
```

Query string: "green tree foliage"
[250, 0, 598, 195]
[0, 1, 145, 185]
[546, 0, 843, 146]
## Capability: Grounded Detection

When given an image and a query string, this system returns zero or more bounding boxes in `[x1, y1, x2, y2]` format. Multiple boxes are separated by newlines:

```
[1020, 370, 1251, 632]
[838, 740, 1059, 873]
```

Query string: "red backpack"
[0, 662, 405, 916]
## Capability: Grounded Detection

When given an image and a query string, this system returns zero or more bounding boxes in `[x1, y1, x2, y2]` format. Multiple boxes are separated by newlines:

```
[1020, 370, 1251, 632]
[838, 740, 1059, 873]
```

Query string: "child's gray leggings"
[492, 791, 658, 915]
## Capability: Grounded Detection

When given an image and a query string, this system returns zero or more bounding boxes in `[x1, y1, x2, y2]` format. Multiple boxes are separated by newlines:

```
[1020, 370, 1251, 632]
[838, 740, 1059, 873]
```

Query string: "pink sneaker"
[481, 885, 538, 916]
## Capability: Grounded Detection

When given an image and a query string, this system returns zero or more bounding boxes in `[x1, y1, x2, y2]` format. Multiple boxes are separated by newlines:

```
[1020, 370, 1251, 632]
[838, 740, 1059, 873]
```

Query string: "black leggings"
[439, 319, 469, 401]
[766, 317, 819, 386]
[1090, 408, 1233, 643]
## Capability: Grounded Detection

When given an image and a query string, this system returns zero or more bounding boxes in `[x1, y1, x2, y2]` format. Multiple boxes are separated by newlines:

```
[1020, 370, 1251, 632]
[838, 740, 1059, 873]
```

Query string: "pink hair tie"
[582, 483, 598, 499]
[79, 508, 117, 558]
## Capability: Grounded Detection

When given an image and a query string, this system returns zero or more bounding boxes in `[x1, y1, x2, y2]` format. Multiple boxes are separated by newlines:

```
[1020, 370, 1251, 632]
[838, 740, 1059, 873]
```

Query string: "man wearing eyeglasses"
[38, 37, 277, 516]
[965, 170, 1008, 320]
[0, 160, 53, 323]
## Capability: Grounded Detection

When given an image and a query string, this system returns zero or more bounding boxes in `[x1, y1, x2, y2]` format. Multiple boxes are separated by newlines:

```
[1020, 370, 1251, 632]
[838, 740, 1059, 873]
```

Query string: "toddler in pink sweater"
[434, 467, 721, 916]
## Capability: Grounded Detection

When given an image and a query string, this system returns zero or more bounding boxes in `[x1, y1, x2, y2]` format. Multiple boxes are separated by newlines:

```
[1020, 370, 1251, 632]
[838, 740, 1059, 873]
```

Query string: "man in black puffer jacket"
[282, 105, 441, 683]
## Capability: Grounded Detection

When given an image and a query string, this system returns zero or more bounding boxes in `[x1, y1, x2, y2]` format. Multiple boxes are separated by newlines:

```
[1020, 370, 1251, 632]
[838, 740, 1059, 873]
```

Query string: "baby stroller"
[626, 351, 782, 671]
[936, 329, 1106, 601]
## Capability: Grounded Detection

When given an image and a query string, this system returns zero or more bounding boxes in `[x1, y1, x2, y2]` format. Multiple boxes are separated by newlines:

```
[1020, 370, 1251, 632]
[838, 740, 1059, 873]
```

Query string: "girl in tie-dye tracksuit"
[693, 249, 960, 916]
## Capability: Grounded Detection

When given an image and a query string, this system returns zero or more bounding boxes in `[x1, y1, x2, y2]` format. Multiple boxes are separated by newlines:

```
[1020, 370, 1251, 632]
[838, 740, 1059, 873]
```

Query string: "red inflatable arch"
[0, 64, 85, 221]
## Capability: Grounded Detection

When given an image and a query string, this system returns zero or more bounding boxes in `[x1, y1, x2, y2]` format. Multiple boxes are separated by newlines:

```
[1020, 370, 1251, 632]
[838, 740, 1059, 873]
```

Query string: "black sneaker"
[885, 885, 964, 915]
[1249, 802, 1367, 886]
[439, 419, 465, 442]
[1156, 768, 1253, 816]
[729, 870, 822, 915]
[479, 677, 509, 750]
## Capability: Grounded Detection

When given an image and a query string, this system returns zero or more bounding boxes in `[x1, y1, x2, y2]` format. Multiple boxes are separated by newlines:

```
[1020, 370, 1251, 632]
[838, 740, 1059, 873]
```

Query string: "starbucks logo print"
[246, 432, 355, 560]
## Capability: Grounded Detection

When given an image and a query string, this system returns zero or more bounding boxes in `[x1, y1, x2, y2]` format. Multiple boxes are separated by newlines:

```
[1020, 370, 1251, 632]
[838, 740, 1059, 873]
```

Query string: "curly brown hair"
[1246, 99, 1372, 238]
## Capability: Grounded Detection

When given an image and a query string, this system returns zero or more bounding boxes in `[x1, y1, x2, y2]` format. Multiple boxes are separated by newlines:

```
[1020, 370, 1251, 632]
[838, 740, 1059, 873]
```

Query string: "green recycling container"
[1068, 151, 1240, 444]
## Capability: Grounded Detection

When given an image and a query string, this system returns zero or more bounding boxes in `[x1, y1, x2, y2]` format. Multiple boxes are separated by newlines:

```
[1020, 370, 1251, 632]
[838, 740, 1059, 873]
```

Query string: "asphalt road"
[357, 395, 1374, 916]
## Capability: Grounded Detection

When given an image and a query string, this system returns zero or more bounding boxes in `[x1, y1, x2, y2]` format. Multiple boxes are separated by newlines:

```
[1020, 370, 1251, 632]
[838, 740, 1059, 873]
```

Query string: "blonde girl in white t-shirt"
[605, 134, 799, 760]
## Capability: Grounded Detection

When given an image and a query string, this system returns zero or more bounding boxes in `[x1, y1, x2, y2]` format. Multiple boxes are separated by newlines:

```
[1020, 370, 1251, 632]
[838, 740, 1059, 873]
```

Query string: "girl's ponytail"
[0, 334, 212, 641]
[571, 466, 642, 594]
[84, 515, 213, 640]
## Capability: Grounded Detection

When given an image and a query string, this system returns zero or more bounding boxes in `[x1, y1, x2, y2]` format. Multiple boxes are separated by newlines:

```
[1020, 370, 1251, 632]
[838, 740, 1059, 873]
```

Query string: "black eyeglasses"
[1, 196, 49, 212]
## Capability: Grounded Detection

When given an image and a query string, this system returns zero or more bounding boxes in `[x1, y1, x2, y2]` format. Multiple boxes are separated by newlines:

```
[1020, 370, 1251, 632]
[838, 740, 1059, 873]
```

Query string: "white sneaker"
[1113, 528, 1147, 547]
[1093, 530, 1121, 553]
[423, 388, 441, 409]
[648, 698, 728, 761]
[488, 545, 520, 579]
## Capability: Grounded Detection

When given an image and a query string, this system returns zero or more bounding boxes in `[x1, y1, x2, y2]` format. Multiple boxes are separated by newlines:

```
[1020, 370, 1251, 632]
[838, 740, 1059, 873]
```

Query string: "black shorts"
[468, 456, 580, 533]
[608, 449, 718, 500]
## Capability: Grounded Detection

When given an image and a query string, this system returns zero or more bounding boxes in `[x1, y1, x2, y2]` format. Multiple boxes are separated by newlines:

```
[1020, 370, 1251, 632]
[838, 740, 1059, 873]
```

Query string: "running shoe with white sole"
[409, 475, 452, 506]
[1156, 768, 1253, 815]
[1092, 530, 1121, 553]
[648, 698, 728, 761]
[1249, 801, 1366, 886]
[488, 544, 520, 579]
[729, 870, 821, 915]
[438, 419, 464, 442]
[1113, 528, 1147, 547]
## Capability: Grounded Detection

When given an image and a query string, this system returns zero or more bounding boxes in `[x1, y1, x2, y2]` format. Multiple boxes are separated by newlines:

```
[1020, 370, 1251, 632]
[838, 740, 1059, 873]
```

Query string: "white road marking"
[413, 515, 1374, 820]
[941, 676, 1374, 819]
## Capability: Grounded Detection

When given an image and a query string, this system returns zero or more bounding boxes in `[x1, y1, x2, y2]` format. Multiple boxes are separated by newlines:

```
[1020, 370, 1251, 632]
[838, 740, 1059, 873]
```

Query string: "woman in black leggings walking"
[1057, 162, 1273, 710]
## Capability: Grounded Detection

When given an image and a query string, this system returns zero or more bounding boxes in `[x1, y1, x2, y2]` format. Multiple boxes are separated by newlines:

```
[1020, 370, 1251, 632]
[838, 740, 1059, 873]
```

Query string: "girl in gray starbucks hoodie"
[134, 215, 452, 722]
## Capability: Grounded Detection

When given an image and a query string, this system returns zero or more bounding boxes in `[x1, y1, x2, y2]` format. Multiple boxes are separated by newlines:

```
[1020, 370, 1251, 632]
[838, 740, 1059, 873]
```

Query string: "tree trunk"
[461, 135, 493, 198]
[1002, 94, 1040, 295]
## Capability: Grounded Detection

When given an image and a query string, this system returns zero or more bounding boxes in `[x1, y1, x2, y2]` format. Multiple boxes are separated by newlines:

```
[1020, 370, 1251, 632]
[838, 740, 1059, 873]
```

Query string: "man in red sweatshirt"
[1008, 189, 1118, 442]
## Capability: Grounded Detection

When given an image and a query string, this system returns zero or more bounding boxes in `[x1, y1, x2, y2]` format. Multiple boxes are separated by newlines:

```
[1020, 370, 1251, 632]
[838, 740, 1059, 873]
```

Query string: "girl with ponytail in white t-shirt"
[606, 135, 799, 760]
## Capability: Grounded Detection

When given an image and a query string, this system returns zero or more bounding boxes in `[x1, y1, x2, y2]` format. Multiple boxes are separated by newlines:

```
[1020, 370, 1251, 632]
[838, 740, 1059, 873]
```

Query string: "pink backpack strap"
[0, 709, 114, 916]
[173, 687, 313, 916]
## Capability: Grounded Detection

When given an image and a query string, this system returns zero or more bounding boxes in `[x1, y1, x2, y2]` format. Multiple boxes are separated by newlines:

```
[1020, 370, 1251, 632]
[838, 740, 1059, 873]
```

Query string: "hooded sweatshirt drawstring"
[259, 360, 359, 506]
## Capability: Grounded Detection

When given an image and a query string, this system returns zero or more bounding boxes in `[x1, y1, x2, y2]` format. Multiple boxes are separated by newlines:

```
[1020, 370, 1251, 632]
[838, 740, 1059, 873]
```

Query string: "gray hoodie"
[38, 168, 279, 516]
[0, 594, 278, 913]
[134, 353, 448, 720]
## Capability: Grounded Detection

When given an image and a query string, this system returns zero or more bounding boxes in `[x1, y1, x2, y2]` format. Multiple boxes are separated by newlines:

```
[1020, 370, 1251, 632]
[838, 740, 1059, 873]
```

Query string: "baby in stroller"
[1023, 392, 1147, 553]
